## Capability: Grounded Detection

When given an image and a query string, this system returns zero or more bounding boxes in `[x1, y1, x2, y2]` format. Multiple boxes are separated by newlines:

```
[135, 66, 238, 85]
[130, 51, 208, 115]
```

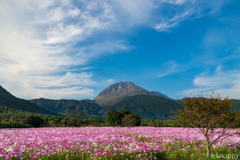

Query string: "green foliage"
[0, 119, 32, 128]
[66, 110, 86, 118]
[100, 95, 181, 120]
[21, 115, 44, 127]
[140, 119, 180, 127]
[107, 109, 131, 126]
[89, 117, 103, 126]
[234, 111, 240, 127]
[122, 114, 141, 127]
[139, 137, 151, 142]
[107, 110, 119, 126]
[0, 105, 63, 122]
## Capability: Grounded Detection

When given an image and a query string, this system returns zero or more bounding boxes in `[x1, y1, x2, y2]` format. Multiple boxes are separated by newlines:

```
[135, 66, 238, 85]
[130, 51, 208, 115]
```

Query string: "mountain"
[150, 91, 173, 100]
[98, 95, 182, 120]
[230, 100, 240, 112]
[94, 81, 171, 106]
[30, 98, 103, 117]
[0, 85, 57, 115]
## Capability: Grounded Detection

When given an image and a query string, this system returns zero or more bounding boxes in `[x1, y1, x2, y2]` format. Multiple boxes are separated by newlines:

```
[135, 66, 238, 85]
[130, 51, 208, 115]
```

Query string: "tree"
[172, 93, 238, 158]
[66, 110, 86, 118]
[148, 120, 155, 127]
[122, 114, 141, 129]
[234, 111, 240, 127]
[107, 109, 131, 126]
[107, 110, 118, 126]
[21, 115, 44, 127]
[117, 109, 131, 125]
[61, 117, 70, 127]
[90, 117, 102, 126]
[66, 110, 86, 127]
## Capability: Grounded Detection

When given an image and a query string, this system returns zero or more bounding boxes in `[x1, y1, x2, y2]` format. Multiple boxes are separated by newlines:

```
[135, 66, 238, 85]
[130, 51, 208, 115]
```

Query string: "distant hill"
[0, 85, 57, 115]
[98, 95, 182, 120]
[0, 105, 62, 121]
[180, 98, 240, 113]
[30, 98, 103, 117]
[94, 81, 171, 106]
[230, 100, 240, 112]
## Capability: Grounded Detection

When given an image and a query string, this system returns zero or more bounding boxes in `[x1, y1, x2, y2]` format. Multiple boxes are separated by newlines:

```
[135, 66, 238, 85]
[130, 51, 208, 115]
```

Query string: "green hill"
[98, 95, 182, 120]
[30, 98, 103, 117]
[0, 105, 62, 121]
[230, 100, 240, 112]
[0, 85, 57, 115]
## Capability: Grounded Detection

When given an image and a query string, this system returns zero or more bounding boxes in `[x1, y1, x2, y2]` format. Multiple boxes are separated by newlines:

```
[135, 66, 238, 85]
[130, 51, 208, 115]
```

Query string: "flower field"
[0, 127, 239, 160]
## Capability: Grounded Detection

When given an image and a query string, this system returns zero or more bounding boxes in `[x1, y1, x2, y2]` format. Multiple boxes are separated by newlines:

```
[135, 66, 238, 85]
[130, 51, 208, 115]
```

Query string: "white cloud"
[0, 0, 228, 99]
[155, 0, 227, 31]
[180, 66, 240, 99]
[0, 0, 116, 99]
[107, 79, 116, 84]
[158, 60, 190, 78]
[68, 8, 81, 18]
[155, 9, 192, 31]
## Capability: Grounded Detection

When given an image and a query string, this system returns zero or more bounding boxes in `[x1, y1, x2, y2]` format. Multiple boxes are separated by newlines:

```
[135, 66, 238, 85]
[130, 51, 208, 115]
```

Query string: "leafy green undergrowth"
[2, 144, 239, 160]
[3, 151, 167, 160]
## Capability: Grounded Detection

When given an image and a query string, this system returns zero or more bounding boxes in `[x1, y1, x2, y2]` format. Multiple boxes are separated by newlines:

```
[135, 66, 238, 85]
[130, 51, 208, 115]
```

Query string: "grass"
[3, 141, 240, 160]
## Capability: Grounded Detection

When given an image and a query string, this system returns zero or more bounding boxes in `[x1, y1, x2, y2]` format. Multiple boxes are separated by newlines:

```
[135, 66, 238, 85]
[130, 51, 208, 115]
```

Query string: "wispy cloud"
[155, 0, 228, 31]
[158, 61, 182, 77]
[180, 66, 240, 99]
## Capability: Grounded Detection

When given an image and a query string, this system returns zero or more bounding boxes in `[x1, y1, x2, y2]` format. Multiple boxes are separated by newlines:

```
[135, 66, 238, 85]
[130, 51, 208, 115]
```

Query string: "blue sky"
[0, 0, 240, 100]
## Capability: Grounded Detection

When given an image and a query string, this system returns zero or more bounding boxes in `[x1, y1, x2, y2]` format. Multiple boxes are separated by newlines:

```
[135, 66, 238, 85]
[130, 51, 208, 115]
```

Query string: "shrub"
[21, 115, 44, 127]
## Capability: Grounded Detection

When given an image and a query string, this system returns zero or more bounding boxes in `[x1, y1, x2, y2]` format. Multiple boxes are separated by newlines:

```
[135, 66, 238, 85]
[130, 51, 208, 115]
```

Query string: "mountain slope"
[94, 81, 170, 106]
[30, 98, 103, 117]
[230, 100, 240, 112]
[0, 106, 62, 121]
[98, 95, 182, 120]
[0, 85, 57, 115]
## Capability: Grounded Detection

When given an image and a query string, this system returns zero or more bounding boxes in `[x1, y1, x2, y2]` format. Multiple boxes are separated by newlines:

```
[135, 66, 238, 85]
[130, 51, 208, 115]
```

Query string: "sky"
[0, 0, 240, 100]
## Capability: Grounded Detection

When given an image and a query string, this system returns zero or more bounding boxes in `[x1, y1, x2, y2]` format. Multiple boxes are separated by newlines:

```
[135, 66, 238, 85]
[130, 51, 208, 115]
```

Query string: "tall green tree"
[107, 110, 118, 126]
[172, 93, 238, 158]
[107, 109, 131, 126]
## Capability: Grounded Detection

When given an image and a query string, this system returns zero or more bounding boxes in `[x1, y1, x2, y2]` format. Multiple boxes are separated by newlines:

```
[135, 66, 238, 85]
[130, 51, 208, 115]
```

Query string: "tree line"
[0, 108, 186, 128]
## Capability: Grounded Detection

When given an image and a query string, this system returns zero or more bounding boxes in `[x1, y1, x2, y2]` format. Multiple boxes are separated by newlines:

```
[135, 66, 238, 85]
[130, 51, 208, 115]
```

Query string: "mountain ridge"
[0, 85, 57, 115]
[30, 98, 103, 117]
[94, 81, 171, 106]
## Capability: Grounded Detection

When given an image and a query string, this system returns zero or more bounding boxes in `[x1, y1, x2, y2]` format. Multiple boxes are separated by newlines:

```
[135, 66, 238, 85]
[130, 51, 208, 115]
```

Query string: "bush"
[21, 115, 44, 127]
[122, 114, 141, 128]
[0, 119, 32, 128]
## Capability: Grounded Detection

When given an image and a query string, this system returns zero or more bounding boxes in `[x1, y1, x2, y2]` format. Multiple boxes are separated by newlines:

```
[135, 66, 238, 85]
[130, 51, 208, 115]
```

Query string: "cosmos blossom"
[0, 127, 239, 159]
